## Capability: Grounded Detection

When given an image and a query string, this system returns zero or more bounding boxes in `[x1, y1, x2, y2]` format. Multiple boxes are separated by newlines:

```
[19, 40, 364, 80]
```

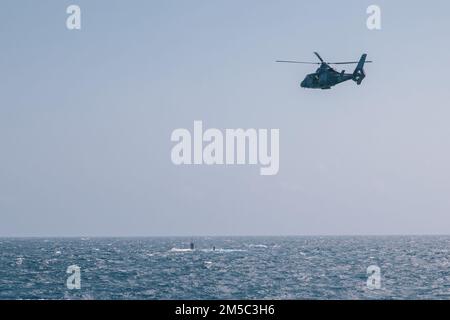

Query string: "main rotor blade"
[313, 52, 324, 62]
[276, 60, 320, 64]
[328, 61, 373, 65]
[276, 59, 373, 65]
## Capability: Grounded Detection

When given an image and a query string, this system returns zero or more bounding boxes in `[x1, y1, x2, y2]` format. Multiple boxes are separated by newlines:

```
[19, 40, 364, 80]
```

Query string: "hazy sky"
[1, 0, 450, 236]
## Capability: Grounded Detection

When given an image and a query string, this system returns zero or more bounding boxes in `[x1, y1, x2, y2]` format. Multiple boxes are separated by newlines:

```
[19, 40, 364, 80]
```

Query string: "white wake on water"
[169, 248, 246, 253]
[170, 248, 193, 252]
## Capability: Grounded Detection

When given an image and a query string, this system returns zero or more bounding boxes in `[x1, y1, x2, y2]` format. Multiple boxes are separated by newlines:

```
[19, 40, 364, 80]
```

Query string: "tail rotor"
[353, 54, 367, 85]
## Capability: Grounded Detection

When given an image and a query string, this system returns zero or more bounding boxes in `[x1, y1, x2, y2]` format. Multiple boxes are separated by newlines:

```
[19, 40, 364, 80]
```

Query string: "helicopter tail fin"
[352, 54, 367, 85]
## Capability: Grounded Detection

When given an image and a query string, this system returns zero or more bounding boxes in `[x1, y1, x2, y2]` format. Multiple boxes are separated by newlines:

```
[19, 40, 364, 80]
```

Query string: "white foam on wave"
[201, 248, 247, 253]
[248, 244, 268, 248]
[170, 248, 246, 253]
[170, 248, 193, 252]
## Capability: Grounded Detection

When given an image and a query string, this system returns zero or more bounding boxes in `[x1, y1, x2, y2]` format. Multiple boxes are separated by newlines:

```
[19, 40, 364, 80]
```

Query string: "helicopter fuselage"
[301, 65, 353, 89]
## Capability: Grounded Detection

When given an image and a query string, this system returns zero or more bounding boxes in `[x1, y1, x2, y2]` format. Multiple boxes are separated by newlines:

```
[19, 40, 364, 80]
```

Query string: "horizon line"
[1, 234, 450, 238]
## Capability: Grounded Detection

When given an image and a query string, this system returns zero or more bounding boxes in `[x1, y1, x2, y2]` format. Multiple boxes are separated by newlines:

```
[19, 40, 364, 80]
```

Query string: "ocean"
[1, 236, 450, 300]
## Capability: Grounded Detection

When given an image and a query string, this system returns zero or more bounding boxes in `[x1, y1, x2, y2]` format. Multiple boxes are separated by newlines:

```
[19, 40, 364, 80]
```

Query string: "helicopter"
[276, 52, 372, 89]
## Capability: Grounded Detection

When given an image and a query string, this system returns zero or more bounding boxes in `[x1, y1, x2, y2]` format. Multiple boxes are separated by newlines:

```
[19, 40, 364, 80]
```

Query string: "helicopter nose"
[300, 80, 306, 87]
